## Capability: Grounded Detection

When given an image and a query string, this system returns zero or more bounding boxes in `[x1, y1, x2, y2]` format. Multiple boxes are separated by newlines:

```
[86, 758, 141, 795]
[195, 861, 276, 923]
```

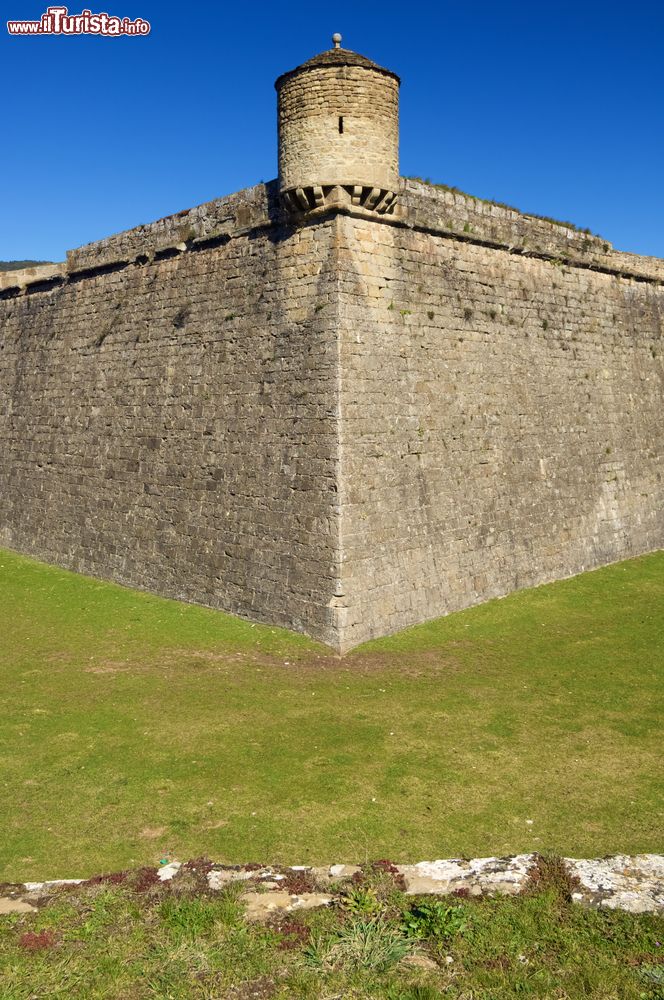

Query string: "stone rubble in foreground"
[1, 854, 662, 919]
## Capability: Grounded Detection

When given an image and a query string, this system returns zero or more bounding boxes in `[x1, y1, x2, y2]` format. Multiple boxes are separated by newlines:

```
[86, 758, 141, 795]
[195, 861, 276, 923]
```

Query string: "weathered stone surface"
[22, 879, 84, 893]
[277, 56, 399, 194]
[566, 854, 664, 913]
[65, 184, 277, 272]
[327, 864, 362, 879]
[0, 206, 341, 648]
[7, 855, 664, 914]
[335, 205, 664, 649]
[398, 855, 537, 897]
[0, 897, 37, 914]
[240, 890, 333, 921]
[0, 262, 66, 291]
[157, 861, 181, 882]
[400, 952, 440, 971]
[207, 868, 286, 890]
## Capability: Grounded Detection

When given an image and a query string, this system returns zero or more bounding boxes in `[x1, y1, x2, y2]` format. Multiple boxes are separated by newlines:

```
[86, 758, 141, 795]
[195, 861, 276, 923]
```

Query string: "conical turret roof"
[275, 43, 399, 90]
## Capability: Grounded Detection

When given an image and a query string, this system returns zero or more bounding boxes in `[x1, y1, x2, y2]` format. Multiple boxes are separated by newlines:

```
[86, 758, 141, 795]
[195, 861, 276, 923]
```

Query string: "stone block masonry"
[277, 63, 400, 193]
[0, 178, 662, 652]
[334, 184, 664, 648]
[0, 185, 343, 646]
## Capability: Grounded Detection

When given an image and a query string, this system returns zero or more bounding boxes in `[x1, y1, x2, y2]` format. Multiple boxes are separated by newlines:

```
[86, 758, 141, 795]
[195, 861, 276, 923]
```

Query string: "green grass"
[1, 862, 662, 998]
[1, 547, 663, 881]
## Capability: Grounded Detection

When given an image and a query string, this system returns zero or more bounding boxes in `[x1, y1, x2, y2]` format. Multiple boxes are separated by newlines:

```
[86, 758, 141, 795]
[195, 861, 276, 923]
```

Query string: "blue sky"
[2, 0, 663, 261]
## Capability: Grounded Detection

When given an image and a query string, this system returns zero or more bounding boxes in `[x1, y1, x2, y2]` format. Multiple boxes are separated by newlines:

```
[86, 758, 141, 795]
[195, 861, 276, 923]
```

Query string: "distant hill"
[0, 260, 53, 272]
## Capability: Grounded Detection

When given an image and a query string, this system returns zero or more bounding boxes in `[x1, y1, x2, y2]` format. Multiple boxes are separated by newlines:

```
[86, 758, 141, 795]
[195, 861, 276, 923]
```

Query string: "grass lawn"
[1, 547, 663, 882]
[1, 859, 663, 999]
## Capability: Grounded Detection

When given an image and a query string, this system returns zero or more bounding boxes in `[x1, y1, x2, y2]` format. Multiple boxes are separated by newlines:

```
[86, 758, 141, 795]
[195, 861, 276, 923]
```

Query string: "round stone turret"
[275, 35, 400, 214]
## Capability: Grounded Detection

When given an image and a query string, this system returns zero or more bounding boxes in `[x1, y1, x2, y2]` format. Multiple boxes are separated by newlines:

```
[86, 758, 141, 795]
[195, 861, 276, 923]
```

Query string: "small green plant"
[387, 301, 394, 310]
[402, 900, 469, 941]
[224, 313, 236, 321]
[427, 310, 434, 320]
[542, 319, 549, 331]
[400, 308, 411, 317]
[340, 884, 382, 917]
[314, 303, 325, 313]
[305, 917, 410, 971]
[463, 307, 473, 321]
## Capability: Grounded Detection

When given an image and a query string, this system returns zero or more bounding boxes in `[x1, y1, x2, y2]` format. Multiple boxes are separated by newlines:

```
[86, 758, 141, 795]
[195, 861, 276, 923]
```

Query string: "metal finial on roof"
[332, 32, 342, 48]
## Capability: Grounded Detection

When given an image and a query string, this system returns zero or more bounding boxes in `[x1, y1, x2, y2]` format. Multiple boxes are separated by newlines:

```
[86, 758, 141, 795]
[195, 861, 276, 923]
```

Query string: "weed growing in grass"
[305, 916, 411, 972]
[402, 899, 469, 940]
[341, 884, 383, 917]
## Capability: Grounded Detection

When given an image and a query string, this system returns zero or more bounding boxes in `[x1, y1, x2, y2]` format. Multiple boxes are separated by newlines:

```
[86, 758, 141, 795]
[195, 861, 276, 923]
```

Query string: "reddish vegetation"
[182, 856, 215, 876]
[82, 870, 128, 888]
[131, 867, 161, 893]
[482, 955, 512, 972]
[371, 859, 407, 891]
[19, 930, 56, 951]
[180, 857, 217, 889]
[527, 855, 581, 899]
[273, 917, 311, 951]
[372, 859, 399, 874]
[279, 870, 316, 894]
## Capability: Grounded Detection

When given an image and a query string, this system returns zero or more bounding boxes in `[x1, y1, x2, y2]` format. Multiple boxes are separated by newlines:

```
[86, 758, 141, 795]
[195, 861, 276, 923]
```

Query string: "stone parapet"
[65, 182, 278, 272]
[399, 178, 664, 284]
[0, 262, 67, 292]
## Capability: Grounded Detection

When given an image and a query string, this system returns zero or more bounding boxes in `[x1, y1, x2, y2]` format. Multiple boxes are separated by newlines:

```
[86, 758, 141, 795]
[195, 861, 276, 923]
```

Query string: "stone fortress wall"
[335, 181, 664, 648]
[0, 186, 344, 646]
[1, 41, 662, 652]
